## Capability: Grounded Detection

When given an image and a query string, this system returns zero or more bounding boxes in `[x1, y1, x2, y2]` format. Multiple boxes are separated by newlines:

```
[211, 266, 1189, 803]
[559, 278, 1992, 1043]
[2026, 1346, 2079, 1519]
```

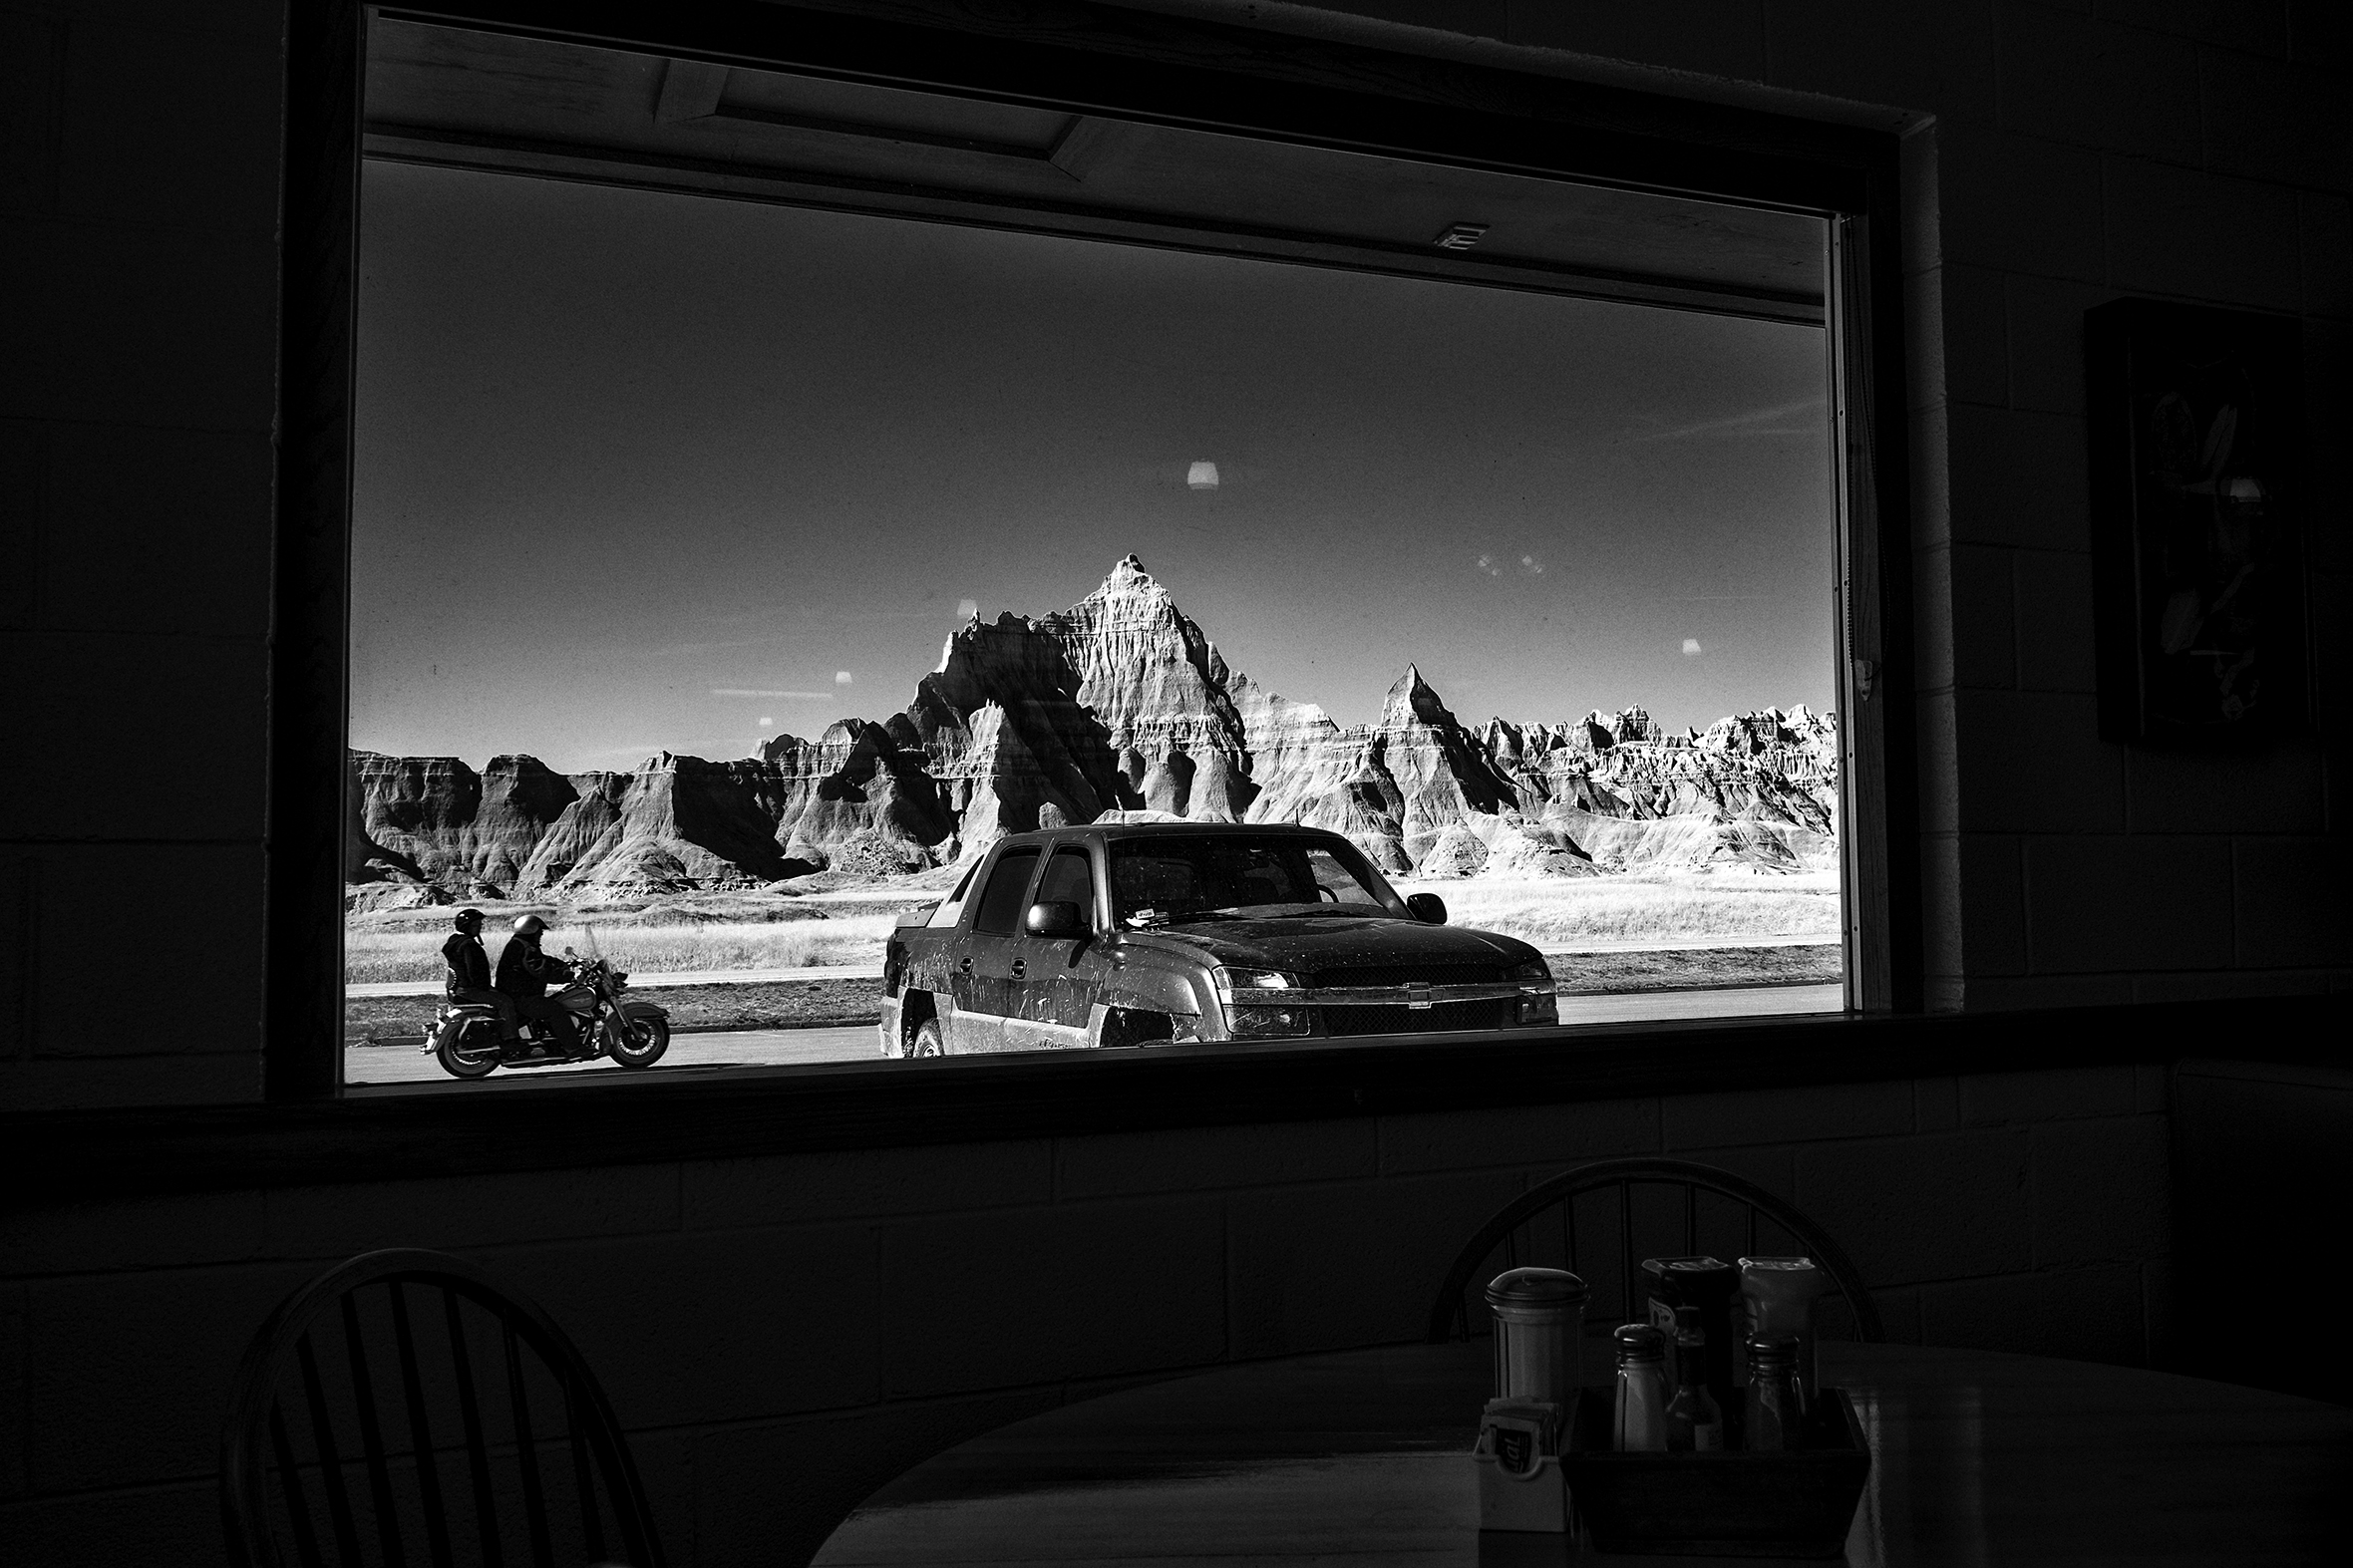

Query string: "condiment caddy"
[1472, 1256, 1871, 1557]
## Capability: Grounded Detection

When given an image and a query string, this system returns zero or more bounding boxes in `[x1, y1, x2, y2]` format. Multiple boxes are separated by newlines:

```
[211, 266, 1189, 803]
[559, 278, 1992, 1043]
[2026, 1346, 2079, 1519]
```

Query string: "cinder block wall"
[0, 0, 2342, 1562]
[3, 1067, 2170, 1562]
[3, 2, 2347, 1111]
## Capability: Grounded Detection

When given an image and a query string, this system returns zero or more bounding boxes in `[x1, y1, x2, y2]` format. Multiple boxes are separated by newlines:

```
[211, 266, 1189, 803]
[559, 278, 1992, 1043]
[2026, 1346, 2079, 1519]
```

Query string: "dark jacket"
[495, 935, 573, 1001]
[441, 931, 493, 998]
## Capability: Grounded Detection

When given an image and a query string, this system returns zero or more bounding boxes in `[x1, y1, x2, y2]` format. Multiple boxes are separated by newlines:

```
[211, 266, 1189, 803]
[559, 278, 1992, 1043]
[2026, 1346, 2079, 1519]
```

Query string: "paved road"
[346, 983, 1843, 1087]
[348, 939, 1838, 999]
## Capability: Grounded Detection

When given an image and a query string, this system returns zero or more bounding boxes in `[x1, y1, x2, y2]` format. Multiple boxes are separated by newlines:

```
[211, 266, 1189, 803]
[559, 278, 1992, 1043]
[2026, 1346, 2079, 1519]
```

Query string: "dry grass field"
[344, 871, 1837, 984]
[1395, 871, 1843, 948]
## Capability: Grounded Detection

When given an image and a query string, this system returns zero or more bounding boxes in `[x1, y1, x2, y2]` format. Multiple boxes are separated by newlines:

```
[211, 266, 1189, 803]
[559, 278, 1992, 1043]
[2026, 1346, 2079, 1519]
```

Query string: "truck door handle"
[1011, 958, 1027, 979]
[957, 957, 973, 975]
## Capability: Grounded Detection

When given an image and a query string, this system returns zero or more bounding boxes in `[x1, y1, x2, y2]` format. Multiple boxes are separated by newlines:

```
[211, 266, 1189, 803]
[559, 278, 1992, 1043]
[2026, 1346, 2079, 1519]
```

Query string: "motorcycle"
[423, 930, 671, 1080]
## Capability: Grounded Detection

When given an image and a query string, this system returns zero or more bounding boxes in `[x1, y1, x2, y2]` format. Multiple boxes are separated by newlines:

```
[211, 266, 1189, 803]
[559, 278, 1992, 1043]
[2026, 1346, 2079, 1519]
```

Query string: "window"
[1109, 837, 1398, 925]
[300, 1, 1910, 1096]
[925, 862, 981, 929]
[970, 848, 1043, 938]
[1034, 848, 1098, 929]
[1307, 849, 1389, 910]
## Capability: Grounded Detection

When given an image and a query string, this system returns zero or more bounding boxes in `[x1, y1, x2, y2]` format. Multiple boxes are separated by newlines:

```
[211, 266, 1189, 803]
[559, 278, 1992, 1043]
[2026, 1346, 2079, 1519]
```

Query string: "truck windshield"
[1108, 836, 1404, 925]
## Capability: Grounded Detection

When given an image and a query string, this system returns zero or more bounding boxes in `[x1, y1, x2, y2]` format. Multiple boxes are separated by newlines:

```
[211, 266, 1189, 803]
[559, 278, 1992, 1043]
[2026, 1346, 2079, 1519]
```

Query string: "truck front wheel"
[908, 1017, 945, 1058]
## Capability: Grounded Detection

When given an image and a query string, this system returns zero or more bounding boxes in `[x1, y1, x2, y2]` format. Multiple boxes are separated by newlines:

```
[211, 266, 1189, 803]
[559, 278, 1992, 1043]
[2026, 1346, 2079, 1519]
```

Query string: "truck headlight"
[1211, 967, 1311, 1038]
[1509, 957, 1558, 1025]
[1211, 966, 1297, 996]
[1227, 1005, 1313, 1038]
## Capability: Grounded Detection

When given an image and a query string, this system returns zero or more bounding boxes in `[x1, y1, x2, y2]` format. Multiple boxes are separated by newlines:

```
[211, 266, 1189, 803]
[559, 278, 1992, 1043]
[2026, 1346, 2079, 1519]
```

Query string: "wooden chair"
[221, 1247, 665, 1568]
[1427, 1157, 1884, 1346]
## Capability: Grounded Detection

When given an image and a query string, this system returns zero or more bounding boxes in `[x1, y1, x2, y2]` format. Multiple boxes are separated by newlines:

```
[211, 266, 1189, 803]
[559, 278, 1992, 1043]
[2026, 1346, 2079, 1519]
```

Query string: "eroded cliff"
[350, 556, 1839, 896]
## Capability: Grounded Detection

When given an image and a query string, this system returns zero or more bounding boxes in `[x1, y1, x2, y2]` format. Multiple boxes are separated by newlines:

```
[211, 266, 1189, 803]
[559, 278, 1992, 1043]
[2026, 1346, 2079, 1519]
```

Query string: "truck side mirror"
[1406, 893, 1448, 925]
[1025, 900, 1085, 939]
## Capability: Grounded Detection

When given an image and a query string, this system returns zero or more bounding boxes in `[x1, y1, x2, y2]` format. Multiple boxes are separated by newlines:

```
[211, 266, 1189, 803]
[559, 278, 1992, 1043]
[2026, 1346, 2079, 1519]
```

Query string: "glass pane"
[343, 21, 1848, 1083]
[1035, 848, 1095, 915]
[970, 849, 1041, 937]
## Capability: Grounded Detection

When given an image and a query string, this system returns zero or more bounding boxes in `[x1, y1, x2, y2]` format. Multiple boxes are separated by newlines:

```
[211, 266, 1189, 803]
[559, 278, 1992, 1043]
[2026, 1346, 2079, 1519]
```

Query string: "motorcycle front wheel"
[607, 1014, 670, 1069]
[435, 1021, 501, 1080]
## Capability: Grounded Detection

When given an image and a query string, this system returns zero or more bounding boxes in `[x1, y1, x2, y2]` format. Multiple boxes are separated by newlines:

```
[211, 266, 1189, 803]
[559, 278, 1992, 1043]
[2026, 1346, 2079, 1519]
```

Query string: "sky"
[351, 161, 1837, 774]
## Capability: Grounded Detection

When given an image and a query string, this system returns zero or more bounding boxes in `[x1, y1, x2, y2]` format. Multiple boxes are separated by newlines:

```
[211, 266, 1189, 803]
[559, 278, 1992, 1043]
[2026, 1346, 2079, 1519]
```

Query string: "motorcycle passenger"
[442, 907, 521, 1043]
[496, 913, 580, 1054]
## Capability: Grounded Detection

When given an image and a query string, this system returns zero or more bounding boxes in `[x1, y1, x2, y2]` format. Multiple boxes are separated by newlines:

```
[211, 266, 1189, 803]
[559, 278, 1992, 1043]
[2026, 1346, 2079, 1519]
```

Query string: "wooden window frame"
[266, 0, 1923, 1110]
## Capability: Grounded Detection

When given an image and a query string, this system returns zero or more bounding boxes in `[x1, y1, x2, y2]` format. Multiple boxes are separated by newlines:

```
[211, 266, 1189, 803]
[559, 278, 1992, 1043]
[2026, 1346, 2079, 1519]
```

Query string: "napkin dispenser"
[1473, 1396, 1567, 1532]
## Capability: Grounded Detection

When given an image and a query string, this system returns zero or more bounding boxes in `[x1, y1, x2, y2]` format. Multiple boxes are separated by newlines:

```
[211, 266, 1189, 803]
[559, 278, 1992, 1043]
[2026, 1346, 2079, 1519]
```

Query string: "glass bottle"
[1611, 1323, 1670, 1452]
[1643, 1256, 1738, 1408]
[1744, 1335, 1804, 1451]
[1662, 1311, 1724, 1452]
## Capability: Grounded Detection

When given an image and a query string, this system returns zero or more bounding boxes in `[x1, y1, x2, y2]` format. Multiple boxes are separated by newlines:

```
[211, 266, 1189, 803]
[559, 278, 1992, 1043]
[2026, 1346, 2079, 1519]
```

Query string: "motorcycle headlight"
[1509, 957, 1558, 1025]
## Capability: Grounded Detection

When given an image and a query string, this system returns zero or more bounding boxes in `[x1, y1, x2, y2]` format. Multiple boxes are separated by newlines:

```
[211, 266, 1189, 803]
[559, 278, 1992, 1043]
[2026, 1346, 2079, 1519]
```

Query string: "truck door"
[950, 844, 1041, 1053]
[1004, 842, 1103, 1050]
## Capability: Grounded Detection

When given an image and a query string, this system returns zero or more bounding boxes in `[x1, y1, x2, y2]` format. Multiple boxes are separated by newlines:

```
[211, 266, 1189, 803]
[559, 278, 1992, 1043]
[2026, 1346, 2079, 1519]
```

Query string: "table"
[814, 1341, 2352, 1566]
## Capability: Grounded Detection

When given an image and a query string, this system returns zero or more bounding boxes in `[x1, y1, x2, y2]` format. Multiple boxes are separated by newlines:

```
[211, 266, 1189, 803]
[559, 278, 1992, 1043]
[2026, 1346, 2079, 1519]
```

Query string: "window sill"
[8, 995, 2338, 1207]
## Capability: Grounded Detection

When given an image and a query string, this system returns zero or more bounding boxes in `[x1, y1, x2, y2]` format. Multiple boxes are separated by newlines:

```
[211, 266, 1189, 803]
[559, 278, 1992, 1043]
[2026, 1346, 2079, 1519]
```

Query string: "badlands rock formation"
[350, 556, 1838, 897]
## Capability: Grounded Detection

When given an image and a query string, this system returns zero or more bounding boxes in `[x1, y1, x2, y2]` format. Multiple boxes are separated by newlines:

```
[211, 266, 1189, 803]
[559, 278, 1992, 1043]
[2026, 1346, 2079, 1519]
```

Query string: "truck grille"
[1310, 962, 1508, 988]
[1321, 998, 1516, 1036]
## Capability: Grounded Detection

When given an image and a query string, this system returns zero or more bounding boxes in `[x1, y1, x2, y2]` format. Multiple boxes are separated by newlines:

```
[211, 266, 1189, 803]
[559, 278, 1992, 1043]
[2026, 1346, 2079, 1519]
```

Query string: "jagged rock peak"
[1384, 663, 1459, 730]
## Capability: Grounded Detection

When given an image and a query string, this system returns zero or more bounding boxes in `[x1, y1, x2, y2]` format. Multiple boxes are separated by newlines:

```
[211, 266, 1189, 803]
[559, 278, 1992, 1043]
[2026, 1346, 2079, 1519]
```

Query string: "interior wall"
[3, 0, 2345, 1112]
[0, 0, 2342, 1562]
[2169, 1057, 2353, 1404]
[2, 1067, 2171, 1562]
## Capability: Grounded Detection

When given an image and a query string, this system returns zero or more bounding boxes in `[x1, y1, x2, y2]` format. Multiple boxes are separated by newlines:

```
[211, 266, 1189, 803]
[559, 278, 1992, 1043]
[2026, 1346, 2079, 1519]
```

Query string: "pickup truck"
[879, 822, 1559, 1055]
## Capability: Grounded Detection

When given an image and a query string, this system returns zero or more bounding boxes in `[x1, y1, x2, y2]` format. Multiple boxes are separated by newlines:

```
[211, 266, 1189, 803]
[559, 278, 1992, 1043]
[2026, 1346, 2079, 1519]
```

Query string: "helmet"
[453, 907, 484, 929]
[511, 914, 548, 937]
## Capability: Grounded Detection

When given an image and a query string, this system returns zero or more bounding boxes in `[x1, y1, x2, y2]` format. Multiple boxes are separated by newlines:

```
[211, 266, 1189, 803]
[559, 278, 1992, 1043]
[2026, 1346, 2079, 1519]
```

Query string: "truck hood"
[1115, 915, 1541, 974]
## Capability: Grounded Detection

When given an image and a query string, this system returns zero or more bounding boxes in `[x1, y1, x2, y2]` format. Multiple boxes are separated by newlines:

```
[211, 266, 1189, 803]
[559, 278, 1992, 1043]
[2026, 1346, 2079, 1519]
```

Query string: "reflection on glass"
[341, 35, 1846, 1084]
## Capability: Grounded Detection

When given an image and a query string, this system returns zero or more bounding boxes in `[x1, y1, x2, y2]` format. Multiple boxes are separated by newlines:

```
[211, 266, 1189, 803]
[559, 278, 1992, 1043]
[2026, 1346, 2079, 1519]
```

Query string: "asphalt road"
[346, 982, 1843, 1087]
[346, 937, 1836, 999]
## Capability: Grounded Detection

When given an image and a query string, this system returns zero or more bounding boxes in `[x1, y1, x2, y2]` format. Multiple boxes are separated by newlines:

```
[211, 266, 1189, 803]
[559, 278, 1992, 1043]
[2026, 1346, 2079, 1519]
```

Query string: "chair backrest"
[1427, 1156, 1883, 1347]
[221, 1247, 664, 1568]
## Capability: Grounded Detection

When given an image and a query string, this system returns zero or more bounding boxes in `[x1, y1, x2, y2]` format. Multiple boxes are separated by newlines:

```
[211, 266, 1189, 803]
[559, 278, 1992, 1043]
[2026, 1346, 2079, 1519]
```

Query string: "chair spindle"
[389, 1281, 457, 1568]
[444, 1288, 504, 1568]
[340, 1292, 408, 1568]
[296, 1332, 364, 1566]
[503, 1312, 556, 1568]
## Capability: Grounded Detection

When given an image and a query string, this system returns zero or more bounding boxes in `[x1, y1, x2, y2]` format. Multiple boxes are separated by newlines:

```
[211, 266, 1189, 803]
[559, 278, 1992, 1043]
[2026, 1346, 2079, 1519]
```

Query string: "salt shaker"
[1485, 1267, 1589, 1408]
[1611, 1323, 1670, 1452]
[1738, 1257, 1832, 1410]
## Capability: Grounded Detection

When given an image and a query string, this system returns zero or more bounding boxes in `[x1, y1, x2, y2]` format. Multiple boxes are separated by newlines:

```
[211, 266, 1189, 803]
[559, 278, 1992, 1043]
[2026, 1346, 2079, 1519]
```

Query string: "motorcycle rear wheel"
[607, 1014, 670, 1069]
[435, 1021, 501, 1080]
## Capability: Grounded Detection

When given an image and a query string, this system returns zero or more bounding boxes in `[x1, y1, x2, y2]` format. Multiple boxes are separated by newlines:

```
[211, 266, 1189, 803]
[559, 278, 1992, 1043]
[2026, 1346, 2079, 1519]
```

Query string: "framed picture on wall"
[2086, 299, 2309, 747]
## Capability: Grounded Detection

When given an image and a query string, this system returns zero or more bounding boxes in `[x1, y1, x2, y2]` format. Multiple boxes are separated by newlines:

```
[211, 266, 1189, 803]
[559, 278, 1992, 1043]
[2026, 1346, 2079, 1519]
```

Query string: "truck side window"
[970, 847, 1042, 936]
[925, 861, 982, 928]
[1034, 846, 1096, 928]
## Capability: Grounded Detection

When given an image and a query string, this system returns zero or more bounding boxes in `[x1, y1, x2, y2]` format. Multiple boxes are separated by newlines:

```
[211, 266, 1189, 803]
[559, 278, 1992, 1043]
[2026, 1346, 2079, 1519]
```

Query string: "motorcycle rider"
[496, 913, 580, 1055]
[441, 907, 520, 1043]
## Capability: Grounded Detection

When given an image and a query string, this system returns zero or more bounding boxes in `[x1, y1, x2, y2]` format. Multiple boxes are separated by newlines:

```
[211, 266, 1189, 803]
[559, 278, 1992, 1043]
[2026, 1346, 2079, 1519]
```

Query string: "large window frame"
[268, 0, 1921, 1105]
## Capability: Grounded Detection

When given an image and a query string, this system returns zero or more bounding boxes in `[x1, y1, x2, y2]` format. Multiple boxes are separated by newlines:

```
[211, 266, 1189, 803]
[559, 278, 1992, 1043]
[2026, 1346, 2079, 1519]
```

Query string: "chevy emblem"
[1406, 982, 1433, 1010]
